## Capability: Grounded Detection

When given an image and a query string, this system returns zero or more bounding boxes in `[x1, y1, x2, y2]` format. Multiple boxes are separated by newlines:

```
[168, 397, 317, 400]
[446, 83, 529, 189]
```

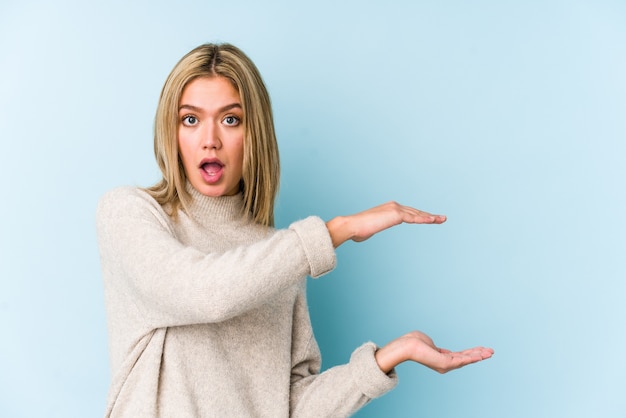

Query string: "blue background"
[1, 1, 625, 417]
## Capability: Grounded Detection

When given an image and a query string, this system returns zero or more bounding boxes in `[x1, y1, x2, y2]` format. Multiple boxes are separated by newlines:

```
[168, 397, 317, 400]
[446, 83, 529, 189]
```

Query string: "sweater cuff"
[289, 216, 337, 278]
[349, 342, 398, 399]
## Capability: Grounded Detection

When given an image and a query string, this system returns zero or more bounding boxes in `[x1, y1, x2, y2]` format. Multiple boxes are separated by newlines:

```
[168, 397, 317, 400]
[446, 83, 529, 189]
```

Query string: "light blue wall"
[1, 1, 624, 417]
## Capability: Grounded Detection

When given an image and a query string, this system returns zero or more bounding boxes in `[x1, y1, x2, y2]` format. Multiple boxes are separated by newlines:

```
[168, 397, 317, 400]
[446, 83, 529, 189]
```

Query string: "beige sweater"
[96, 186, 397, 417]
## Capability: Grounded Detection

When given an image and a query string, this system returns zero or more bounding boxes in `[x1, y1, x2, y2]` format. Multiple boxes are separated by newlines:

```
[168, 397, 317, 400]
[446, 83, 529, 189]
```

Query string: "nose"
[202, 122, 222, 150]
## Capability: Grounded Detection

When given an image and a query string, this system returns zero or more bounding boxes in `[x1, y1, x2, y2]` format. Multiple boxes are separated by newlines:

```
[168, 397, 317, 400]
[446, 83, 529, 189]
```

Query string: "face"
[178, 76, 244, 197]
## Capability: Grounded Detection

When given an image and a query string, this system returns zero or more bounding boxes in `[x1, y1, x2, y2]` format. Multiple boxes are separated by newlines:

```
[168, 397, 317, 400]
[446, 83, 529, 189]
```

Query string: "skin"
[374, 330, 494, 374]
[178, 76, 245, 198]
[178, 76, 494, 375]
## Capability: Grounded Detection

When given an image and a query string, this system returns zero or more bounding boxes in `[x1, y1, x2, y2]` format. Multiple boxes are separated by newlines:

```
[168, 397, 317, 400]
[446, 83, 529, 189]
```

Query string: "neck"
[184, 182, 246, 224]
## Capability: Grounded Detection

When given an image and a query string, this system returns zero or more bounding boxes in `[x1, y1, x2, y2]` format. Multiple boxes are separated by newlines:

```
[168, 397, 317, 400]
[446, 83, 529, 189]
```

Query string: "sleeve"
[289, 287, 398, 417]
[95, 187, 336, 329]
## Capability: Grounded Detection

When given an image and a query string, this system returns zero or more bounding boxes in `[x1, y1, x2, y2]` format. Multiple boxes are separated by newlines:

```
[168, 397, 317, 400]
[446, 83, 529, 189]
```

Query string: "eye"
[223, 115, 241, 126]
[182, 115, 198, 126]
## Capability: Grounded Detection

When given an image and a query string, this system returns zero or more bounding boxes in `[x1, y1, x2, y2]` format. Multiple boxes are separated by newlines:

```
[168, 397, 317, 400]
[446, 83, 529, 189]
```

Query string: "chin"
[200, 185, 239, 197]
[200, 188, 226, 197]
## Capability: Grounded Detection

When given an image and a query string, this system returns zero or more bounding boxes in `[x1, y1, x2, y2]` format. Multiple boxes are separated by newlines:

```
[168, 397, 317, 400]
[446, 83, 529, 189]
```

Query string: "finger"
[403, 213, 447, 225]
[403, 208, 447, 224]
[450, 348, 494, 365]
[379, 202, 446, 225]
[458, 346, 494, 359]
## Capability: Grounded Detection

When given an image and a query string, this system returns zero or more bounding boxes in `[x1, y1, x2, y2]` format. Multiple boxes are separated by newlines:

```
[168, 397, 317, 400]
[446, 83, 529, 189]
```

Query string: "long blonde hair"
[146, 43, 280, 227]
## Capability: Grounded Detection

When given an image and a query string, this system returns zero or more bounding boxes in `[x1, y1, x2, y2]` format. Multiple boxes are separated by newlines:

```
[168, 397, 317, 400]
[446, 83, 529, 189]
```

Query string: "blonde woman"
[96, 43, 493, 417]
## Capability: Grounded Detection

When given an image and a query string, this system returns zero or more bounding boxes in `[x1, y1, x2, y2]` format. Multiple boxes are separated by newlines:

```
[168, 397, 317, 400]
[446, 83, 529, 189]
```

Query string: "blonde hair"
[146, 43, 280, 227]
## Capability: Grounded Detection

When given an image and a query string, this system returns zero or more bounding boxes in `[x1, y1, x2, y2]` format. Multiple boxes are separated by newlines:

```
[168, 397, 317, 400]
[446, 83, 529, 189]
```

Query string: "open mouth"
[198, 159, 225, 184]
[201, 161, 224, 176]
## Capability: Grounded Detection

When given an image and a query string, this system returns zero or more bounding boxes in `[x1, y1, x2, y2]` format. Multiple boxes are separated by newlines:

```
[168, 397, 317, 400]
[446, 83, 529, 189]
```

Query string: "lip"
[199, 157, 224, 167]
[199, 158, 225, 184]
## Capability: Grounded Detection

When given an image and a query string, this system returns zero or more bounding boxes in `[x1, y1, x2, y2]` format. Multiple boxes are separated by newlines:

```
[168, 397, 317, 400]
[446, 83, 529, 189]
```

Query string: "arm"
[289, 287, 397, 418]
[96, 188, 336, 328]
[291, 342, 397, 418]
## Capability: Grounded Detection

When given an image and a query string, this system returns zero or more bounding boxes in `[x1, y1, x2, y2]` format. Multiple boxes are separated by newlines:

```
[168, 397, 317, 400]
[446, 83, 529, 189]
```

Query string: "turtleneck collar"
[184, 182, 247, 225]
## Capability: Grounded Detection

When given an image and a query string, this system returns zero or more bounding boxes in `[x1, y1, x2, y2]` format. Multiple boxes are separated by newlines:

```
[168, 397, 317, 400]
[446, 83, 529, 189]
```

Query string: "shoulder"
[98, 186, 148, 215]
[98, 185, 153, 205]
[96, 186, 171, 230]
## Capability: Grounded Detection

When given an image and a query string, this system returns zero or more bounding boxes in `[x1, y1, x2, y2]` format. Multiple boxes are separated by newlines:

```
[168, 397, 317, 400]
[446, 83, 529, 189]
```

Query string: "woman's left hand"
[375, 330, 494, 374]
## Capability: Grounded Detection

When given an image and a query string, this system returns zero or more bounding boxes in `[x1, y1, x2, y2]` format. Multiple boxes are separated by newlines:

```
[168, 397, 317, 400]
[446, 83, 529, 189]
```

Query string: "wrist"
[325, 216, 351, 248]
[375, 338, 410, 374]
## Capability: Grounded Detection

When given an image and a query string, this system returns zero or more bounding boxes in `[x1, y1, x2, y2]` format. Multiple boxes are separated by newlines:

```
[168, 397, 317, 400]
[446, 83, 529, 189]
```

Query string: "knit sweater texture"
[96, 186, 397, 417]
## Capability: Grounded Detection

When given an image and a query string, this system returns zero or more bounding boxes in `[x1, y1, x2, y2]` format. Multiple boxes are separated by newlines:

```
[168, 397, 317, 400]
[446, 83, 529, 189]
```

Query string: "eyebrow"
[178, 103, 242, 113]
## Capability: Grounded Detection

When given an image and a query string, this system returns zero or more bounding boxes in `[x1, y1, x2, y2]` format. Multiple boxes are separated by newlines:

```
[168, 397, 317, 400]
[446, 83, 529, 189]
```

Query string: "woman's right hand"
[325, 201, 447, 248]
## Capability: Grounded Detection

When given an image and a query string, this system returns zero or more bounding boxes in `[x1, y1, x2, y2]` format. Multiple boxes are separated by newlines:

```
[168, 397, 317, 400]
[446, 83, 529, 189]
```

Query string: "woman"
[96, 43, 493, 417]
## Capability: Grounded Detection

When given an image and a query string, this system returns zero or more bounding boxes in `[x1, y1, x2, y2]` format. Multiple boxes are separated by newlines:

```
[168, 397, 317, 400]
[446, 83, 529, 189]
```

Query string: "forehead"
[180, 76, 241, 109]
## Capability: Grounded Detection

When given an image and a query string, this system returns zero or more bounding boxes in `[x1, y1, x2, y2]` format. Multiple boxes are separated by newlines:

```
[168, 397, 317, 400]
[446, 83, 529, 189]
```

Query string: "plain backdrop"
[1, 1, 625, 417]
